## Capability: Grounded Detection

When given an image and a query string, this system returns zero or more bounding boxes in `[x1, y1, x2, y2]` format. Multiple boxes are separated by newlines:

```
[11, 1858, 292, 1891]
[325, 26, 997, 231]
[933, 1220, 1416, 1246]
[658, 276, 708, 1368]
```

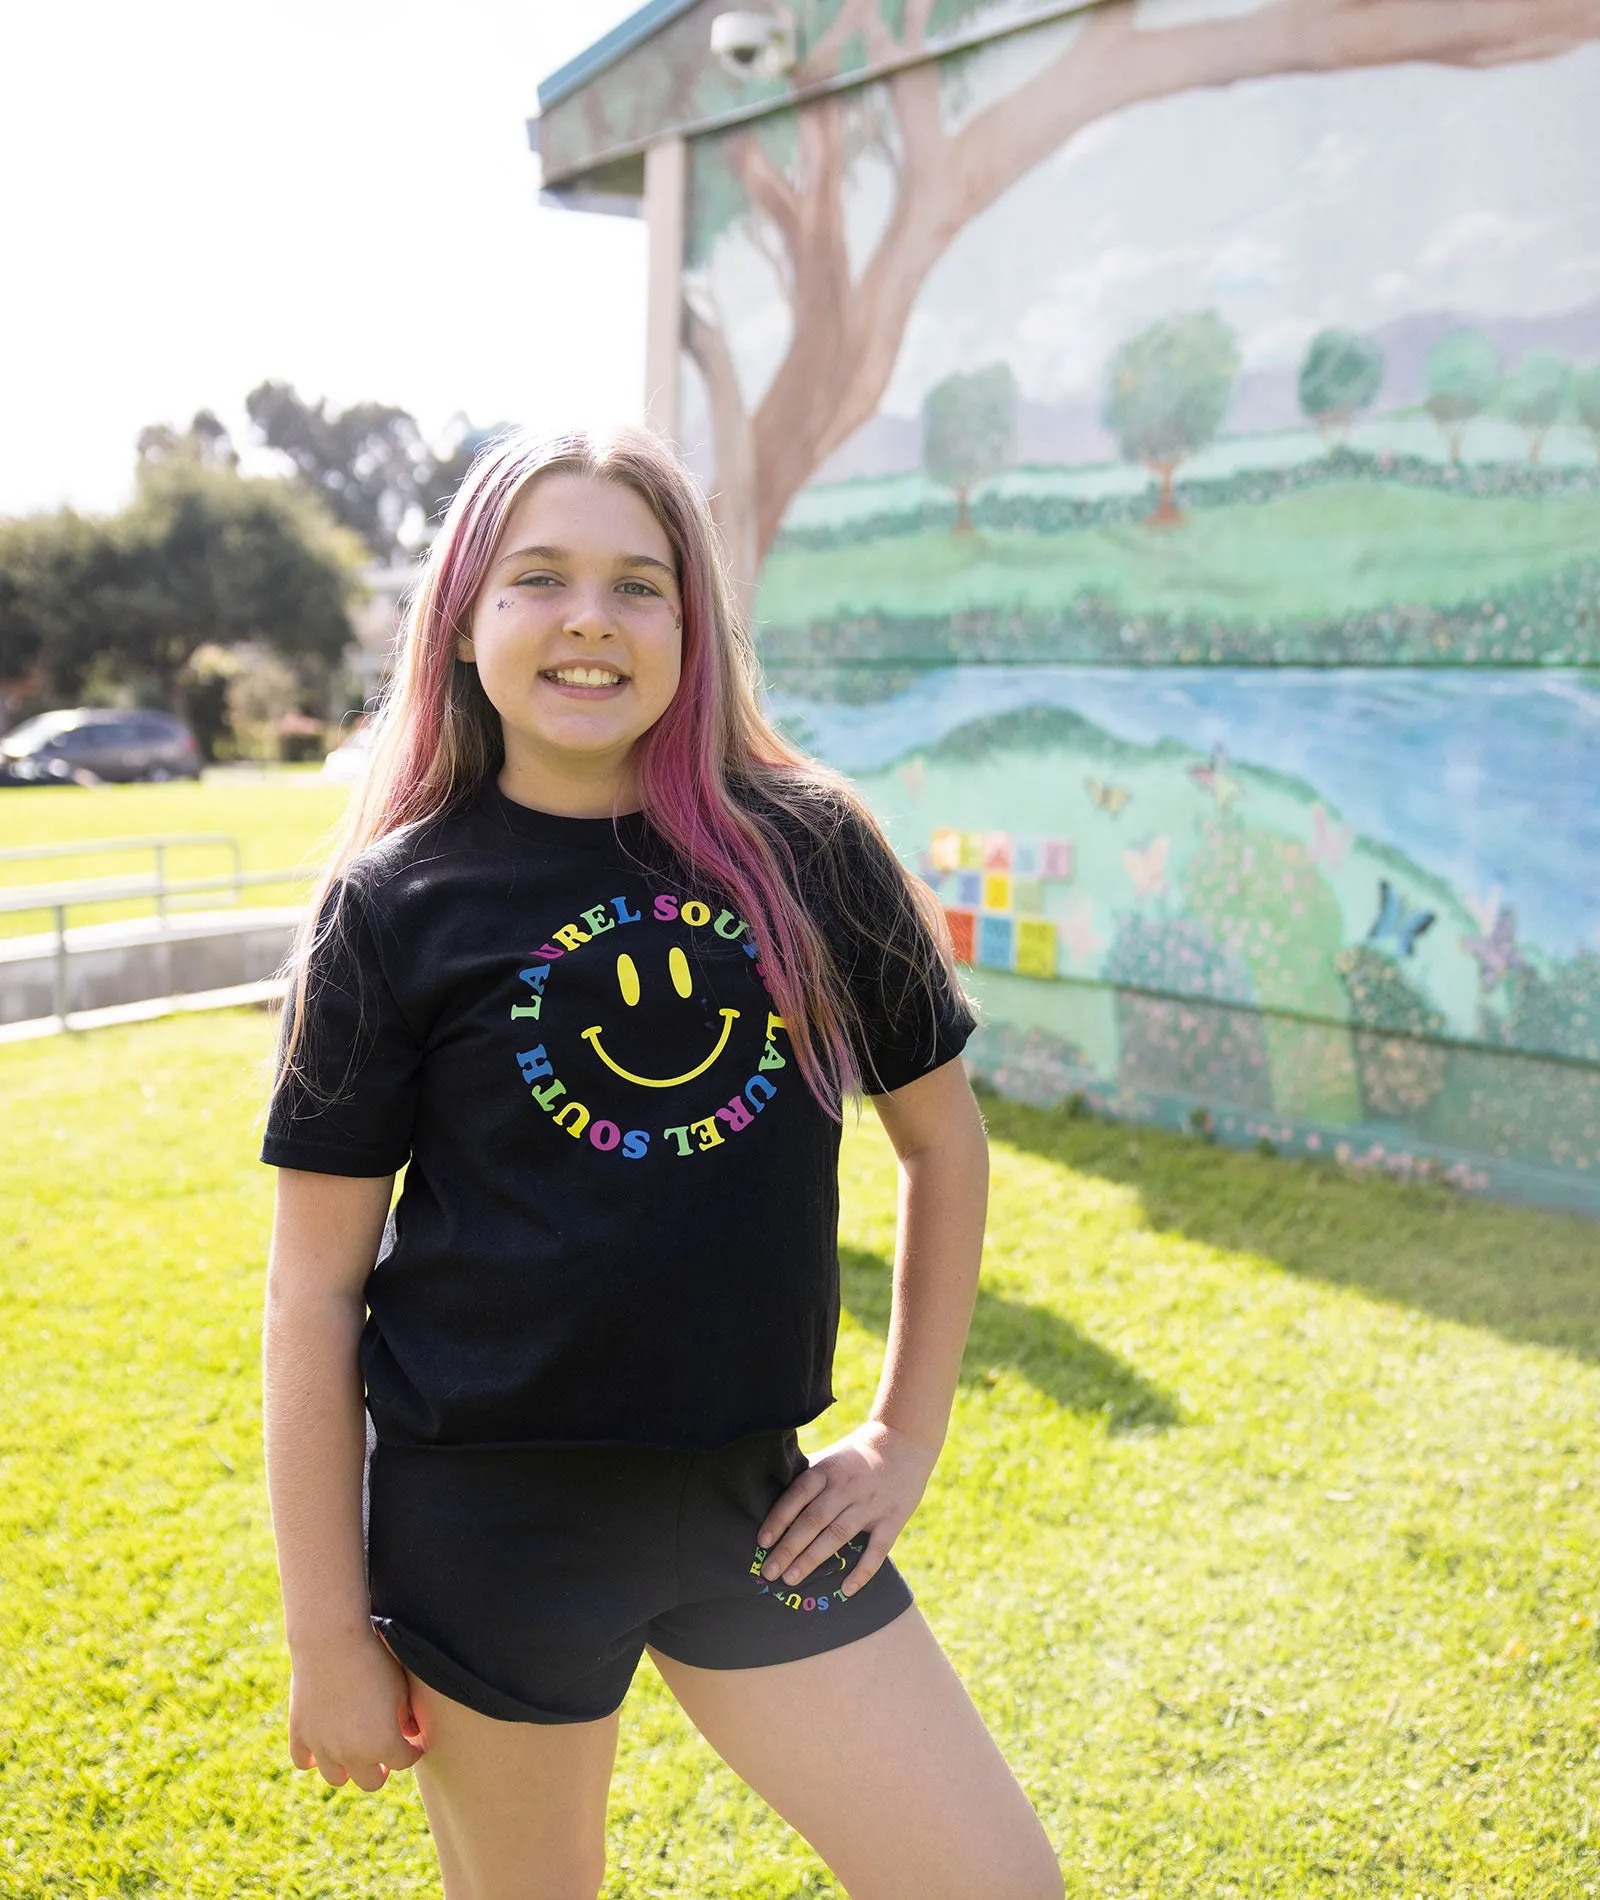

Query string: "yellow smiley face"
[579, 948, 739, 1089]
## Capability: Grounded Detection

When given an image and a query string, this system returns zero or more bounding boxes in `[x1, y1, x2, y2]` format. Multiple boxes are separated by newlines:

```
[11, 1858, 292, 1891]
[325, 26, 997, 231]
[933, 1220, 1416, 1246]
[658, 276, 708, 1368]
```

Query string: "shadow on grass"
[840, 1245, 1182, 1431]
[979, 1094, 1600, 1367]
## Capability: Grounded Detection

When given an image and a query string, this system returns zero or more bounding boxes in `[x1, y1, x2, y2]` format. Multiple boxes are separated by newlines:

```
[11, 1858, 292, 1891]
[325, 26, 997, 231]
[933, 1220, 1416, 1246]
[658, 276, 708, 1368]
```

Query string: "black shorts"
[366, 1429, 914, 1724]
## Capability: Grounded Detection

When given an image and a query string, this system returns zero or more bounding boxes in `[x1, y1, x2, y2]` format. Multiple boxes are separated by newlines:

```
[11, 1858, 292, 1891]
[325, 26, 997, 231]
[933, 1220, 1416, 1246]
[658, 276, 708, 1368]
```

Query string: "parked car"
[0, 708, 203, 785]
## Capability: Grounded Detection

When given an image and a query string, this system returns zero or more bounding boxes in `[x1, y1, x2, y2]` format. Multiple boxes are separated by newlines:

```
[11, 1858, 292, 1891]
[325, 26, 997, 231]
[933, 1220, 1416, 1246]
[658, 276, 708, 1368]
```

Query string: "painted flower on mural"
[1335, 945, 1449, 1119]
[1104, 913, 1272, 1110]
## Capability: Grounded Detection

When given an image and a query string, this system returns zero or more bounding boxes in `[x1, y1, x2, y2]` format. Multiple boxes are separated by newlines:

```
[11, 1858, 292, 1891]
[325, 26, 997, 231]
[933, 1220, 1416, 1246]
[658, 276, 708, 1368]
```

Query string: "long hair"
[279, 424, 958, 1114]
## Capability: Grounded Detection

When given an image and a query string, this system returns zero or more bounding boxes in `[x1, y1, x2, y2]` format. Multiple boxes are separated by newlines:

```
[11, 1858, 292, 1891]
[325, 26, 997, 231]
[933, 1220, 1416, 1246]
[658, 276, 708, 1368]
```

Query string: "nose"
[562, 585, 618, 641]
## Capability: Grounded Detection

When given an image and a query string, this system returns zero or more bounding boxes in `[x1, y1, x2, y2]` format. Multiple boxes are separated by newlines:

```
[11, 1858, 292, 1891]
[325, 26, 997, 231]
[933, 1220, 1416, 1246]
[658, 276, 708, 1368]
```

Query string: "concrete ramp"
[0, 907, 303, 1025]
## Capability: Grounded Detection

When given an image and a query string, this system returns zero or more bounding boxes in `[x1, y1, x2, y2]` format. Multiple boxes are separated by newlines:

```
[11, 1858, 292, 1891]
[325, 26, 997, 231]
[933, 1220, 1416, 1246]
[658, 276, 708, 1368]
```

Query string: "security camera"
[710, 11, 796, 79]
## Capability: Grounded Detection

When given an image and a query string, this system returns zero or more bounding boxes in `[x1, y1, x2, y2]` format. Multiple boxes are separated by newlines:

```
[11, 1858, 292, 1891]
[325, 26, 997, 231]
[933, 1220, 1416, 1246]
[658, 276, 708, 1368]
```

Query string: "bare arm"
[263, 1167, 421, 1790]
[756, 1056, 989, 1592]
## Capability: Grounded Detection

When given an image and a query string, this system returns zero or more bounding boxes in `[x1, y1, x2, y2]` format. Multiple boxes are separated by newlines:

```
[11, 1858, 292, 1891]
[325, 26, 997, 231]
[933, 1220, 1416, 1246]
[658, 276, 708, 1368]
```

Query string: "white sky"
[0, 0, 648, 518]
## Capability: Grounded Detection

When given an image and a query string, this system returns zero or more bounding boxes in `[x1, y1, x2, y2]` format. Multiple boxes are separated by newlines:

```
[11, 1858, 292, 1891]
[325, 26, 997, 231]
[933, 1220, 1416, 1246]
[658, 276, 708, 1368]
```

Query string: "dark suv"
[0, 709, 202, 785]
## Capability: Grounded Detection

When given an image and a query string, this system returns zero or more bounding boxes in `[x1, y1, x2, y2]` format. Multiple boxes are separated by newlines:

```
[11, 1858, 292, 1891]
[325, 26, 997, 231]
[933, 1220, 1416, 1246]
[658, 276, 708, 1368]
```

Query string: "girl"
[261, 427, 1062, 1900]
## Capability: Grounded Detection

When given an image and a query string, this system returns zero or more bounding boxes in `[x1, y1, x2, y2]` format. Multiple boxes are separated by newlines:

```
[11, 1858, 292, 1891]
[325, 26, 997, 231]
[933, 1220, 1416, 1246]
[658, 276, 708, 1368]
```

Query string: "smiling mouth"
[542, 664, 630, 690]
[579, 1009, 739, 1088]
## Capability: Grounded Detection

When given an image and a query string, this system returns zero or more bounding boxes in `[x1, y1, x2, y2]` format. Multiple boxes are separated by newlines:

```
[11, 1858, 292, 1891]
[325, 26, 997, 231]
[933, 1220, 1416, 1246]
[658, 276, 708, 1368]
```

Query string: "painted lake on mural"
[770, 665, 1600, 1206]
[771, 666, 1600, 960]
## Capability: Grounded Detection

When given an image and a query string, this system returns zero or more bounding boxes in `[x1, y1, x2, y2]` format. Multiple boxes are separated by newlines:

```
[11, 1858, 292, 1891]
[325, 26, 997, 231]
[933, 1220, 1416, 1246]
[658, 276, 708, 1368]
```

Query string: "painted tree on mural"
[681, 0, 1600, 575]
[1104, 313, 1239, 525]
[1505, 349, 1571, 464]
[1298, 328, 1384, 441]
[1425, 331, 1501, 464]
[1579, 364, 1600, 459]
[922, 363, 1017, 533]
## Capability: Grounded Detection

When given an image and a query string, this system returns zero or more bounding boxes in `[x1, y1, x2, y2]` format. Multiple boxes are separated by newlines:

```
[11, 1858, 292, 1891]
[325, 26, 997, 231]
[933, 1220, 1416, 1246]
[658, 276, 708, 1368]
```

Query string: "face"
[461, 472, 683, 801]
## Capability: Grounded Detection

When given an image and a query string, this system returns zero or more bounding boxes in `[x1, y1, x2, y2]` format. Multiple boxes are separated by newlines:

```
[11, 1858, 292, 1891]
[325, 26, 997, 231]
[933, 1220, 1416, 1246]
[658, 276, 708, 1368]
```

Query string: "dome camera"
[710, 11, 796, 80]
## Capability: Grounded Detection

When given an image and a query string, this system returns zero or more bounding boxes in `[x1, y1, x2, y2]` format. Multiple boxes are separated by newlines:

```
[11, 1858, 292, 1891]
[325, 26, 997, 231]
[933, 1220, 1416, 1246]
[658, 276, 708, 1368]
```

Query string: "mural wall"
[671, 0, 1600, 1211]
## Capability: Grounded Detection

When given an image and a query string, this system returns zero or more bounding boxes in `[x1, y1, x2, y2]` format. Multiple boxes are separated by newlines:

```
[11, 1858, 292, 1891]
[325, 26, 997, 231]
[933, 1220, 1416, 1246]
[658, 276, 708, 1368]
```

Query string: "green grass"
[3, 1014, 1599, 1896]
[756, 484, 1600, 626]
[0, 772, 349, 939]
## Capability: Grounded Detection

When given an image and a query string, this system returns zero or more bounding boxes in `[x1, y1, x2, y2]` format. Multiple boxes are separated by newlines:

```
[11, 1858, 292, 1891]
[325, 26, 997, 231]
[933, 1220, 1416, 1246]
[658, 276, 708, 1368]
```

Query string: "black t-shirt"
[261, 781, 973, 1452]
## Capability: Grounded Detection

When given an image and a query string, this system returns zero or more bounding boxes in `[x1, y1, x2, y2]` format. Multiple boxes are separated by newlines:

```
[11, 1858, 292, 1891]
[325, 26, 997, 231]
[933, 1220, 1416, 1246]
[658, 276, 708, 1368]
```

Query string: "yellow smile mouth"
[579, 1009, 739, 1088]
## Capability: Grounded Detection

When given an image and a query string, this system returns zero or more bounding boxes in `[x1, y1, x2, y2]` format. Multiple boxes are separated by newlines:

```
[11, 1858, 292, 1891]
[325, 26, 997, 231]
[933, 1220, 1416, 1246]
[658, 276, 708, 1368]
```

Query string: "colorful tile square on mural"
[977, 913, 1015, 970]
[1013, 839, 1039, 875]
[953, 870, 983, 908]
[1015, 917, 1057, 980]
[958, 833, 986, 871]
[1041, 839, 1074, 881]
[982, 872, 1012, 912]
[1012, 876, 1044, 914]
[944, 906, 976, 965]
[929, 828, 961, 873]
[983, 832, 1012, 871]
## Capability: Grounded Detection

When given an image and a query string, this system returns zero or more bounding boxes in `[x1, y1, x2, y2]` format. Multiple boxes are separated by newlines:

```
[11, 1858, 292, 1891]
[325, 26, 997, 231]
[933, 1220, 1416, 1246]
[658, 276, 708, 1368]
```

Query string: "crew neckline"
[475, 779, 652, 850]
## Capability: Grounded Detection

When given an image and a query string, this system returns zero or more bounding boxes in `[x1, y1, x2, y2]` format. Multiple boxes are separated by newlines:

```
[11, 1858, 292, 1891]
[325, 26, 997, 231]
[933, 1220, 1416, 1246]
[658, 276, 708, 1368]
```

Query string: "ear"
[456, 633, 476, 663]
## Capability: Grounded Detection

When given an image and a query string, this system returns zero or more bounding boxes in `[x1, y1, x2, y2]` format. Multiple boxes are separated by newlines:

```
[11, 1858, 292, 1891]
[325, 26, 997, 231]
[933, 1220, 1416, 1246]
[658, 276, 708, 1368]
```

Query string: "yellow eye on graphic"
[669, 945, 693, 998]
[616, 952, 641, 1007]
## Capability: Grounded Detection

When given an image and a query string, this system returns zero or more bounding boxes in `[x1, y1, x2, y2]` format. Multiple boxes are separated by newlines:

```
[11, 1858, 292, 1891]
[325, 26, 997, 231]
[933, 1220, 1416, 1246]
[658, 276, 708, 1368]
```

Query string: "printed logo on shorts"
[748, 1537, 867, 1613]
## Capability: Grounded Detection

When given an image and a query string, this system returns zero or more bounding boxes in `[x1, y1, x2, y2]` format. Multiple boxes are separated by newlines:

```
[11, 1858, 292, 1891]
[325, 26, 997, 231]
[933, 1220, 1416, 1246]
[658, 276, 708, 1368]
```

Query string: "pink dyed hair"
[279, 424, 954, 1113]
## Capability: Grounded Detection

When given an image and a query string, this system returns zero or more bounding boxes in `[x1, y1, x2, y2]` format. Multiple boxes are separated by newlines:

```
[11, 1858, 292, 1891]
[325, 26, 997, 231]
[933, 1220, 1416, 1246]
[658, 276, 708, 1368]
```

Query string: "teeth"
[550, 666, 624, 687]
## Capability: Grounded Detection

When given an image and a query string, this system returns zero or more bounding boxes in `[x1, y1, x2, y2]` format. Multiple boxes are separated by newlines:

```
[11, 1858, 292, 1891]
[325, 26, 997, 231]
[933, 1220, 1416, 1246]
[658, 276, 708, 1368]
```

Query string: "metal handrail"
[0, 832, 244, 921]
[1, 866, 312, 1023]
[0, 867, 309, 919]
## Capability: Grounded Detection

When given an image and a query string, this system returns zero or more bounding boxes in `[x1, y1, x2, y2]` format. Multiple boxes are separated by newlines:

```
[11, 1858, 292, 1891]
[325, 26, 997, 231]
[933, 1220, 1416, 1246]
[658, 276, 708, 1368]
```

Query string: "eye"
[617, 579, 660, 597]
[616, 953, 640, 1007]
[515, 573, 561, 588]
[668, 946, 693, 999]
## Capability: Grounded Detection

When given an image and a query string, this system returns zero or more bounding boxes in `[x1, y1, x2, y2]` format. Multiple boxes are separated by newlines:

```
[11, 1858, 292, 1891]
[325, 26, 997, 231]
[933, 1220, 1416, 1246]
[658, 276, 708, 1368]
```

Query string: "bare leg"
[650, 1608, 1062, 1900]
[403, 1672, 620, 1900]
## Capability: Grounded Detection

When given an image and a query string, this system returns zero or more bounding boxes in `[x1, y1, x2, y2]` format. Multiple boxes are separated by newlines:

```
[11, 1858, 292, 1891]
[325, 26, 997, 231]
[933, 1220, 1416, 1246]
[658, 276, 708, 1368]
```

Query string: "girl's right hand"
[287, 1630, 424, 1791]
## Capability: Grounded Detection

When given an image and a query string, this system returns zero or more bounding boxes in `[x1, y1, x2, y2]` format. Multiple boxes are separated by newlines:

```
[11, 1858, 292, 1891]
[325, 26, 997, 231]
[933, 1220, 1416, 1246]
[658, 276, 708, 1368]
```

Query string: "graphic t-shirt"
[261, 782, 974, 1452]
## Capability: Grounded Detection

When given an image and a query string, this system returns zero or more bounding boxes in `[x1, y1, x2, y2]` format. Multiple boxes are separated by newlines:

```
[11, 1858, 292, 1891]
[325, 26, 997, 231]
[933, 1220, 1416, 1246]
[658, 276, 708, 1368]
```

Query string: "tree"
[921, 363, 1018, 533]
[0, 460, 364, 713]
[0, 509, 112, 708]
[137, 408, 238, 470]
[245, 383, 509, 560]
[1504, 348, 1570, 464]
[418, 415, 515, 534]
[113, 457, 365, 700]
[675, 0, 1600, 580]
[1297, 329, 1383, 441]
[246, 380, 432, 563]
[1103, 312, 1239, 525]
[1425, 331, 1500, 464]
[1578, 364, 1600, 463]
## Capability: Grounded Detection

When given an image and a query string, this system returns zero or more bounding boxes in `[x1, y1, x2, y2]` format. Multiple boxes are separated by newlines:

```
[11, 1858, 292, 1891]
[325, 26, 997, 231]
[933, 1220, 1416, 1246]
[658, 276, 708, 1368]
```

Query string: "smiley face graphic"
[511, 885, 788, 1163]
[580, 947, 740, 1089]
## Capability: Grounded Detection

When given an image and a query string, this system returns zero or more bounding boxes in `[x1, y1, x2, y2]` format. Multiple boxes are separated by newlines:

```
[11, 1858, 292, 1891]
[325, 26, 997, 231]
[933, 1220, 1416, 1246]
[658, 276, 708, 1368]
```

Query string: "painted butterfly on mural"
[1460, 904, 1529, 991]
[1367, 879, 1435, 958]
[1123, 836, 1170, 899]
[1086, 777, 1133, 817]
[1308, 803, 1354, 869]
[1188, 744, 1242, 809]
[1057, 895, 1104, 964]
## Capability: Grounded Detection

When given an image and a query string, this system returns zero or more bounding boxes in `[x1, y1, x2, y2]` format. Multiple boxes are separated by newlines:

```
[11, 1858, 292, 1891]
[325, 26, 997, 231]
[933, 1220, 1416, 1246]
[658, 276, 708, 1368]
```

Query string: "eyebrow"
[497, 543, 676, 579]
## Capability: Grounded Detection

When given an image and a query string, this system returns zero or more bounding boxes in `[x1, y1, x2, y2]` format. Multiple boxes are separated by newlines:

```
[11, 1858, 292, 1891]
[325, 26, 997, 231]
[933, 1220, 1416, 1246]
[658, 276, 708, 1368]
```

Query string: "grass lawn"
[756, 485, 1600, 627]
[3, 1012, 1599, 1897]
[0, 772, 350, 940]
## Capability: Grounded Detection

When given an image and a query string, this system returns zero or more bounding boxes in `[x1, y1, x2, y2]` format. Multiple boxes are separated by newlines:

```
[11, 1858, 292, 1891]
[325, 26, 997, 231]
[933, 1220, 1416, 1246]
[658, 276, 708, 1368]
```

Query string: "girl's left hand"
[756, 1420, 940, 1598]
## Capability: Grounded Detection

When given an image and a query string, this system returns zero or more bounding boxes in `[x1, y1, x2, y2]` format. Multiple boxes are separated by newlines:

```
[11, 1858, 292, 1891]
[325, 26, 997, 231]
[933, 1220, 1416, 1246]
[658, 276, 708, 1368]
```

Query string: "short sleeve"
[811, 809, 976, 1096]
[260, 877, 422, 1176]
